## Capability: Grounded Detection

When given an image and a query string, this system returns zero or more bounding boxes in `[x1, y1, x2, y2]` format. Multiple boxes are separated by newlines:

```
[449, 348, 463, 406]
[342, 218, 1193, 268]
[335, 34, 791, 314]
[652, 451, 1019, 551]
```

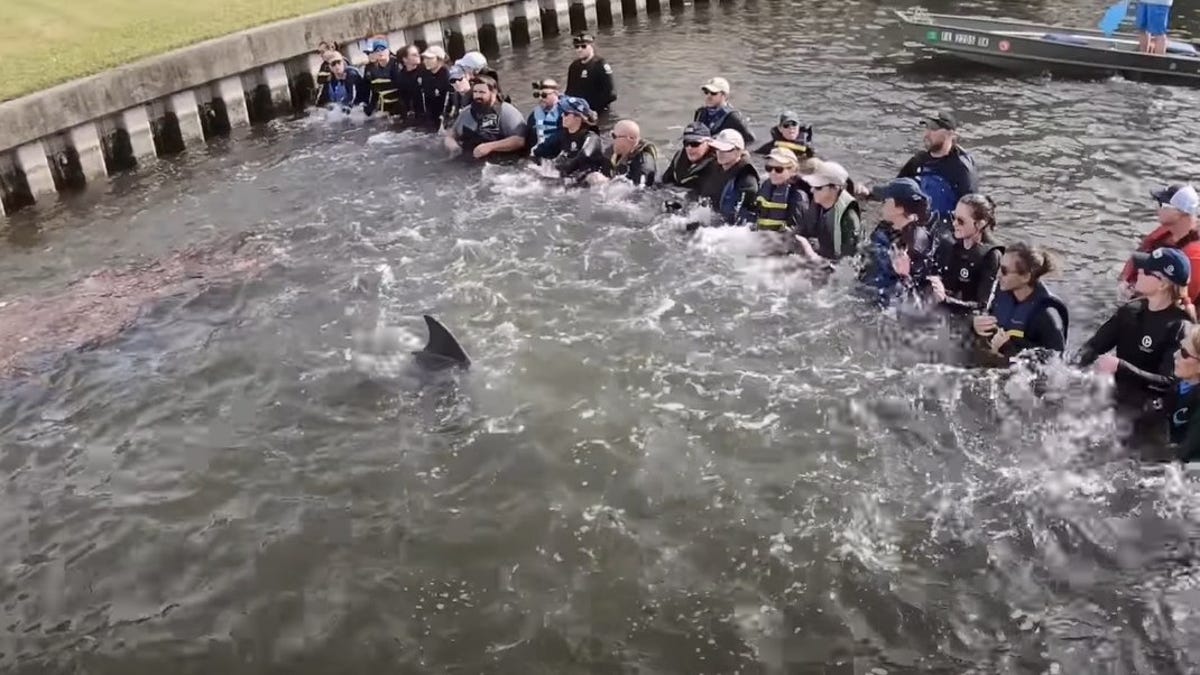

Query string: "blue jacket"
[316, 68, 370, 109]
[859, 220, 934, 304]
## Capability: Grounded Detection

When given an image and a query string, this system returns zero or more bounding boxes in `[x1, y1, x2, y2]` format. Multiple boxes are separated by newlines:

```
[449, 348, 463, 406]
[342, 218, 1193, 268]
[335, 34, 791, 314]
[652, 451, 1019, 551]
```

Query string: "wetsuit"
[934, 238, 1003, 314]
[895, 145, 978, 243]
[700, 159, 759, 224]
[316, 68, 371, 110]
[363, 57, 404, 116]
[693, 105, 756, 144]
[661, 150, 721, 194]
[566, 56, 617, 112]
[754, 126, 814, 158]
[1169, 381, 1200, 461]
[549, 128, 606, 183]
[859, 219, 935, 303]
[603, 141, 658, 187]
[1076, 299, 1190, 412]
[421, 66, 451, 127]
[396, 64, 429, 121]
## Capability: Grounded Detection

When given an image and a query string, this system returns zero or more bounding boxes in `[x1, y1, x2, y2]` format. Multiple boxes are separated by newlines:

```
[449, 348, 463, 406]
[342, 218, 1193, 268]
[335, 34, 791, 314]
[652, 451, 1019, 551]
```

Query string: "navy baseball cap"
[873, 177, 929, 205]
[1133, 247, 1192, 287]
[682, 121, 712, 142]
[562, 96, 593, 117]
[367, 39, 389, 54]
[921, 111, 958, 131]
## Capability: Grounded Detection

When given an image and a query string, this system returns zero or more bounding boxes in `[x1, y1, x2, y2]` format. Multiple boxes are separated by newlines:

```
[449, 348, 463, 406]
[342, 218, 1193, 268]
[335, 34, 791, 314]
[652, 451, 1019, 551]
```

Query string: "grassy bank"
[0, 0, 361, 102]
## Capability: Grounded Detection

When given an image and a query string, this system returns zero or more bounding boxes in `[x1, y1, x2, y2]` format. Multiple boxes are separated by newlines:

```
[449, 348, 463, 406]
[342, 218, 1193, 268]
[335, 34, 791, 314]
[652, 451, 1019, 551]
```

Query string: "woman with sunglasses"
[755, 111, 814, 160]
[743, 148, 809, 252]
[547, 97, 605, 185]
[973, 243, 1068, 358]
[928, 194, 1003, 314]
[1169, 325, 1200, 461]
[1076, 248, 1193, 420]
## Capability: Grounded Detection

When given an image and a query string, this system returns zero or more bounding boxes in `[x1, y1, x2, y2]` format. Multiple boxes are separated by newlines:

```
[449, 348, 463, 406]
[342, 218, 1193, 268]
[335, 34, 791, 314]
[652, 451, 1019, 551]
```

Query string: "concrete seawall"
[0, 0, 676, 217]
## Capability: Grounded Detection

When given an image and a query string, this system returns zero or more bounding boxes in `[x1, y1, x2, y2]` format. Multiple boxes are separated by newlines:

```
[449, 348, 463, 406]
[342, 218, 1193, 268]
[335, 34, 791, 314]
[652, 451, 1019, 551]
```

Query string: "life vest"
[916, 170, 958, 223]
[991, 282, 1070, 343]
[533, 105, 563, 146]
[609, 141, 658, 180]
[822, 189, 861, 257]
[668, 151, 715, 187]
[767, 126, 814, 157]
[942, 241, 1003, 305]
[696, 105, 733, 134]
[753, 180, 798, 231]
[460, 103, 506, 152]
[366, 59, 401, 112]
[717, 162, 758, 223]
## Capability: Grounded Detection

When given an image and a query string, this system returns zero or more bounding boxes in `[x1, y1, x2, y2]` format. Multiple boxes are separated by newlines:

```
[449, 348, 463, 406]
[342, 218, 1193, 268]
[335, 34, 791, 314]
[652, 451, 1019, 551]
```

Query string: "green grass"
[0, 0, 361, 102]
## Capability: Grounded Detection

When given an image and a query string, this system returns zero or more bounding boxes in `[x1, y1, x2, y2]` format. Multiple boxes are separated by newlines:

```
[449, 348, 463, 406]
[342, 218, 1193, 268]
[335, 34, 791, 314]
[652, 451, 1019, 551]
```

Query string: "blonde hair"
[1169, 281, 1197, 321]
[1183, 323, 1200, 358]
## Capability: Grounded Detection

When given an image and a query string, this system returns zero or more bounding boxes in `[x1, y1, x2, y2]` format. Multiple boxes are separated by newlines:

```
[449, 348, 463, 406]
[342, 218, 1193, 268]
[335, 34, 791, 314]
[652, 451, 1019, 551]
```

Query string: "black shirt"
[396, 64, 429, 119]
[421, 66, 451, 127]
[553, 128, 606, 182]
[661, 150, 720, 194]
[935, 239, 1002, 314]
[692, 106, 756, 145]
[566, 57, 616, 112]
[1077, 299, 1191, 403]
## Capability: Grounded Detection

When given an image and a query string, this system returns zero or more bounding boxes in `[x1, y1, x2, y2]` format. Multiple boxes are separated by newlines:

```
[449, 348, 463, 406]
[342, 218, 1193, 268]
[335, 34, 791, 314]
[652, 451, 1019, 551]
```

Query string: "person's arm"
[660, 153, 680, 186]
[486, 106, 528, 154]
[598, 60, 616, 107]
[1075, 308, 1124, 366]
[631, 149, 657, 187]
[565, 62, 580, 98]
[839, 208, 861, 259]
[897, 154, 920, 179]
[728, 112, 756, 144]
[736, 172, 759, 215]
[784, 187, 809, 232]
[956, 152, 980, 196]
[1001, 305, 1065, 357]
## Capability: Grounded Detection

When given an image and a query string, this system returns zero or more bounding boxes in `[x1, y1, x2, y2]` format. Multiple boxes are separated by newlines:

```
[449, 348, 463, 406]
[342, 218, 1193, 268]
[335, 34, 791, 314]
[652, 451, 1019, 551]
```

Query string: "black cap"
[682, 121, 713, 142]
[573, 33, 595, 45]
[921, 111, 959, 131]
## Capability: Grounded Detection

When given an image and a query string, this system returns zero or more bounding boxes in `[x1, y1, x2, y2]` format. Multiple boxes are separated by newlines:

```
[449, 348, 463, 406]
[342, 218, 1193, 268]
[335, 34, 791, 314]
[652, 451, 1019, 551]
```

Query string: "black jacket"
[603, 141, 658, 187]
[566, 57, 616, 112]
[661, 149, 721, 194]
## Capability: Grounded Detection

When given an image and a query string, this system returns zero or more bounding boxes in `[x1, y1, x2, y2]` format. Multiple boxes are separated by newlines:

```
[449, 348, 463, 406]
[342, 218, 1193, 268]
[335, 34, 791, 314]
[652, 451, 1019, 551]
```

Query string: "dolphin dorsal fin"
[422, 315, 471, 367]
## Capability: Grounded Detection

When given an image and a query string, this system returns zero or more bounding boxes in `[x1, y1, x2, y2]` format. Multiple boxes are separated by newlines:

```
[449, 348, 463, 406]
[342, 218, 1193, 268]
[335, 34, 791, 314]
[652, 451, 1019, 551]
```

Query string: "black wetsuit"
[566, 56, 616, 112]
[935, 238, 1003, 314]
[552, 128, 606, 183]
[693, 105, 756, 144]
[396, 65, 429, 120]
[1169, 381, 1200, 461]
[1077, 299, 1190, 410]
[661, 151, 721, 194]
[421, 66, 451, 127]
[603, 141, 658, 187]
[363, 57, 404, 116]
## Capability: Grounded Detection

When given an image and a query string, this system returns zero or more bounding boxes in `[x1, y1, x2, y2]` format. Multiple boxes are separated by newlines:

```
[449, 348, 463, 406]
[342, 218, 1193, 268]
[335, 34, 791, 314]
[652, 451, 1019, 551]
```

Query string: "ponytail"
[959, 193, 997, 232]
[1008, 242, 1057, 281]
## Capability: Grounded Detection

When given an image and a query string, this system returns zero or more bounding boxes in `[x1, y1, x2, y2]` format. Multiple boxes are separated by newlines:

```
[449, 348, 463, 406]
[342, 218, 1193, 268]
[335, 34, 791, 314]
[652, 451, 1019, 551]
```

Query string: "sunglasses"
[781, 121, 799, 128]
[611, 132, 635, 140]
[1000, 265, 1025, 276]
[449, 77, 464, 84]
[684, 141, 706, 148]
[766, 165, 791, 174]
[702, 89, 721, 96]
[574, 44, 589, 49]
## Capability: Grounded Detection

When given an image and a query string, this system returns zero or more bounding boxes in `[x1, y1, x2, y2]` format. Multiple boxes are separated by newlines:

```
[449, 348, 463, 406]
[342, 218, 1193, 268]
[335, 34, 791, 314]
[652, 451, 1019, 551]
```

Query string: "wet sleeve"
[1076, 308, 1123, 366]
[660, 156, 678, 186]
[737, 173, 760, 214]
[728, 112, 756, 145]
[535, 135, 563, 160]
[316, 83, 329, 106]
[840, 208, 861, 259]
[633, 150, 657, 187]
[355, 77, 372, 108]
[1003, 306, 1065, 356]
[599, 61, 616, 107]
[972, 248, 1002, 310]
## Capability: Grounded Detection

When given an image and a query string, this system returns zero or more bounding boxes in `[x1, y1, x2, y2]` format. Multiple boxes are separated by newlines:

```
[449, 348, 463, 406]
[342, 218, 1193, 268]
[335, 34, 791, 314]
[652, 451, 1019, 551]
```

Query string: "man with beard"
[445, 74, 527, 161]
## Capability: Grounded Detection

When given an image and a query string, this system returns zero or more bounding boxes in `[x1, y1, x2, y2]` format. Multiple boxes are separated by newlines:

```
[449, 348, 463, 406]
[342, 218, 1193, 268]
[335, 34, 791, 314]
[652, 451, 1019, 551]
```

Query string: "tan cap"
[701, 77, 731, 95]
[422, 45, 447, 60]
[766, 147, 799, 167]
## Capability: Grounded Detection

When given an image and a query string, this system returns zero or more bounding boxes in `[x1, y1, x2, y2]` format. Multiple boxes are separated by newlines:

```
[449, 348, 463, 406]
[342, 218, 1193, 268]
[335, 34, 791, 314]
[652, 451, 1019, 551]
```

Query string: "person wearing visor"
[1078, 247, 1194, 428]
[928, 194, 1004, 315]
[862, 112, 978, 235]
[973, 243, 1068, 358]
[1120, 183, 1200, 304]
[446, 74, 527, 161]
[692, 77, 755, 144]
[565, 33, 616, 113]
[796, 160, 861, 261]
[362, 39, 403, 117]
[859, 178, 935, 303]
[441, 52, 491, 131]
[661, 122, 721, 195]
[526, 79, 565, 154]
[595, 119, 658, 187]
[699, 129, 759, 225]
[755, 111, 813, 159]
[315, 51, 370, 111]
[545, 97, 605, 184]
[420, 45, 451, 128]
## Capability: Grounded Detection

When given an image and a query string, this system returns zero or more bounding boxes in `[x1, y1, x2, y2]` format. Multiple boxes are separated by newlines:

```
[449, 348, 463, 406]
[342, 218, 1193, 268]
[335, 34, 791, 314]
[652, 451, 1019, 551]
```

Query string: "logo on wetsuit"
[1141, 335, 1154, 352]
[959, 267, 970, 280]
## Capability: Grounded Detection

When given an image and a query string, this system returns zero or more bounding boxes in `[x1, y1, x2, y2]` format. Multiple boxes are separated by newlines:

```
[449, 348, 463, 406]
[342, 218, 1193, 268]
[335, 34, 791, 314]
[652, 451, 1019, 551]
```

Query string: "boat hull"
[895, 8, 1200, 86]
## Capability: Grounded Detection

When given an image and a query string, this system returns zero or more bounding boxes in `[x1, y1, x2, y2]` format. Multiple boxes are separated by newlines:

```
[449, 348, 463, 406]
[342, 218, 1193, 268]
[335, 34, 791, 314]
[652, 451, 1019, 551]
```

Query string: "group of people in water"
[311, 33, 1200, 463]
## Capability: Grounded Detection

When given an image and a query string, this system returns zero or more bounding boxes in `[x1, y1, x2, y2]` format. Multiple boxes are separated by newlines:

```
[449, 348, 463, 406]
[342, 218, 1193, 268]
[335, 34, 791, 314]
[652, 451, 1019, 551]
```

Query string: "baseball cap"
[709, 128, 745, 152]
[779, 110, 801, 125]
[1152, 184, 1200, 216]
[922, 111, 958, 131]
[1133, 247, 1192, 287]
[701, 77, 731, 95]
[454, 51, 489, 73]
[573, 33, 595, 45]
[421, 45, 447, 60]
[367, 39, 389, 54]
[876, 177, 928, 205]
[534, 78, 560, 90]
[802, 160, 850, 188]
[766, 147, 800, 168]
[682, 121, 712, 142]
[562, 96, 594, 117]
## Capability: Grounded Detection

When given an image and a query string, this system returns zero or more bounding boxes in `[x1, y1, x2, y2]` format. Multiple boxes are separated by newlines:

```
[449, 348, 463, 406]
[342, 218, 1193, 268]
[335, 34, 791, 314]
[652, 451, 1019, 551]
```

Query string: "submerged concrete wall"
[0, 0, 675, 216]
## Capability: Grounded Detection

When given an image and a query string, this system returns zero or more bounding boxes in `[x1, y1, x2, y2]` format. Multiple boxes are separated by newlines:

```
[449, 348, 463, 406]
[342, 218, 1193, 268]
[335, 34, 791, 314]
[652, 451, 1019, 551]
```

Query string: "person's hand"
[989, 329, 1011, 354]
[795, 236, 820, 262]
[891, 247, 911, 277]
[973, 314, 997, 337]
[586, 172, 610, 187]
[1095, 354, 1121, 375]
[472, 141, 492, 159]
[855, 183, 871, 199]
[928, 275, 946, 302]
[443, 135, 460, 153]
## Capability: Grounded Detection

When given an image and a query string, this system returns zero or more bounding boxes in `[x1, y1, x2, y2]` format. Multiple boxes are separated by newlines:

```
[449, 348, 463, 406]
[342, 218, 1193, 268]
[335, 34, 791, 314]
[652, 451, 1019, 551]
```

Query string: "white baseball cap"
[802, 160, 850, 188]
[708, 128, 745, 152]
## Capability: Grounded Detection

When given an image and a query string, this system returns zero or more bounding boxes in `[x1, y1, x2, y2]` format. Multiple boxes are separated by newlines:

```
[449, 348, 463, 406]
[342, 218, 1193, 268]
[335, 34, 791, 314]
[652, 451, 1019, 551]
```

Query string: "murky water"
[5, 0, 1200, 672]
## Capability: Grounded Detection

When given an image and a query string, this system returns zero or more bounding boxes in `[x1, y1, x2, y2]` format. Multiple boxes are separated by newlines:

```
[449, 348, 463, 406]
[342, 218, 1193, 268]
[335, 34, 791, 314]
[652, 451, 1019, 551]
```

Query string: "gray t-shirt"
[453, 101, 527, 140]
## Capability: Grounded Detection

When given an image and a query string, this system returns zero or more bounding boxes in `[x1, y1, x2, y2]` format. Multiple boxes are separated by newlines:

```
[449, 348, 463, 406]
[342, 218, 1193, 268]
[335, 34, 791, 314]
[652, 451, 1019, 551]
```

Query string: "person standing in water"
[1120, 184, 1200, 304]
[755, 111, 813, 159]
[692, 78, 755, 144]
[420, 45, 451, 128]
[701, 129, 759, 225]
[565, 33, 617, 113]
[661, 122, 721, 195]
[973, 243, 1068, 358]
[796, 160, 860, 261]
[1077, 247, 1194, 429]
[859, 178, 936, 303]
[1168, 324, 1200, 461]
[928, 194, 1003, 314]
[595, 120, 658, 187]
